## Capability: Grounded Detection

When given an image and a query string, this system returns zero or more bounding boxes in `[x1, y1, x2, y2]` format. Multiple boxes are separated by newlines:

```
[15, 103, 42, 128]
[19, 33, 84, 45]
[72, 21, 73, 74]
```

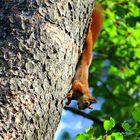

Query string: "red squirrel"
[66, 5, 103, 110]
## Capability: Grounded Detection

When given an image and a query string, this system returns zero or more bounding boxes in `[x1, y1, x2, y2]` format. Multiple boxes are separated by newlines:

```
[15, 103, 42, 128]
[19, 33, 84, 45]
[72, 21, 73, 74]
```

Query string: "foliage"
[76, 0, 140, 139]
[104, 117, 115, 132]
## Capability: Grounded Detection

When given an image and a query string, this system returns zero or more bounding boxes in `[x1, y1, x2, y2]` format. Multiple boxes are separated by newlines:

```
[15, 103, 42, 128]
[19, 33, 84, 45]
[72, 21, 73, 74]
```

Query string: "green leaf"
[75, 127, 95, 140]
[134, 48, 140, 59]
[85, 126, 94, 136]
[96, 136, 103, 140]
[126, 17, 137, 27]
[132, 106, 140, 122]
[103, 118, 115, 131]
[113, 84, 126, 95]
[75, 134, 88, 140]
[122, 123, 131, 131]
[110, 132, 123, 140]
[135, 76, 140, 84]
[109, 66, 119, 75]
[114, 5, 128, 18]
[102, 133, 123, 140]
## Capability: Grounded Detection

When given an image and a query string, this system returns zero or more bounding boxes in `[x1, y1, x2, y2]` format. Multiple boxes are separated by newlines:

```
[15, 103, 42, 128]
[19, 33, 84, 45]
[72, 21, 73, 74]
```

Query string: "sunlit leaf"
[134, 48, 140, 59]
[110, 132, 123, 140]
[132, 106, 140, 122]
[135, 76, 140, 84]
[86, 126, 94, 136]
[76, 134, 88, 140]
[103, 118, 115, 131]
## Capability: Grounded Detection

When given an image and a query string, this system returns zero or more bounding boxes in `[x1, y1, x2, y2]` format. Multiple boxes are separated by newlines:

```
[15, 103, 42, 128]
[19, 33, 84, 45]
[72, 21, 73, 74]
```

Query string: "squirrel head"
[77, 94, 96, 110]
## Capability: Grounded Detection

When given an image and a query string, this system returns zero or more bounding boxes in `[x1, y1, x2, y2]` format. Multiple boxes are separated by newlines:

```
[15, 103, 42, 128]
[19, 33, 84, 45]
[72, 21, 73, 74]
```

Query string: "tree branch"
[64, 106, 124, 132]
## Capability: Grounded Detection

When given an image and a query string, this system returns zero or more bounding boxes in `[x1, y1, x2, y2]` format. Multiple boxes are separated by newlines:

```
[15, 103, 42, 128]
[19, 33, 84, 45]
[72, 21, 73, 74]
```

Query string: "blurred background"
[55, 0, 140, 139]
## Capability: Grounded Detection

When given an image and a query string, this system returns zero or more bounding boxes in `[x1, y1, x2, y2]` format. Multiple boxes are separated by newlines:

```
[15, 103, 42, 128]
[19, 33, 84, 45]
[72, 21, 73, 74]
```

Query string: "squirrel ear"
[89, 97, 97, 103]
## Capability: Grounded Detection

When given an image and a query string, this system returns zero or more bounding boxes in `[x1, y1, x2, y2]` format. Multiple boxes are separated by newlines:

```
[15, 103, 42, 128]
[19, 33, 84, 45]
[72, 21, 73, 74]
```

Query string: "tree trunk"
[0, 0, 95, 139]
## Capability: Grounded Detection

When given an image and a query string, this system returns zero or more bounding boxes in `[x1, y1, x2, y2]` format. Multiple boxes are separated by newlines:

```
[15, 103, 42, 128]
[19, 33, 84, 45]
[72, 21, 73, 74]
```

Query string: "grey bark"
[0, 0, 95, 139]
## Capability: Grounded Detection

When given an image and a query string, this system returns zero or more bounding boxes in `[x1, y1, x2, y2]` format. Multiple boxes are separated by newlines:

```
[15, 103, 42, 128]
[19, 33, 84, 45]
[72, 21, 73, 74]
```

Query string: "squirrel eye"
[85, 101, 89, 106]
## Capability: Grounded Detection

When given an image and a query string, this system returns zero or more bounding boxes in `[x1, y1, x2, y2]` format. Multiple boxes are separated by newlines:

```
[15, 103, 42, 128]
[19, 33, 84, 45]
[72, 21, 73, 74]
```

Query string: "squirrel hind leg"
[72, 80, 86, 94]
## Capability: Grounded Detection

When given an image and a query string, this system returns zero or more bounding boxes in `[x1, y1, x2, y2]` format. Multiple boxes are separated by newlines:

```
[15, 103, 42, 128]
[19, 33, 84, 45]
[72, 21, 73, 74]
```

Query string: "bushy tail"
[82, 5, 103, 65]
[89, 4, 103, 45]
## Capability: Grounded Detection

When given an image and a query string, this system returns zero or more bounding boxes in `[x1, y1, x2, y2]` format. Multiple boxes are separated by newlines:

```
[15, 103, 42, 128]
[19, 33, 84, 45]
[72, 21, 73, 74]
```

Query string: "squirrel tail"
[82, 4, 103, 65]
[89, 4, 103, 46]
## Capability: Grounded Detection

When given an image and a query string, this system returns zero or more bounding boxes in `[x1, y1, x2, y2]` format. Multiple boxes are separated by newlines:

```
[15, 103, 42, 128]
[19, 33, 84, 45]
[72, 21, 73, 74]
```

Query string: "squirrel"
[66, 5, 103, 110]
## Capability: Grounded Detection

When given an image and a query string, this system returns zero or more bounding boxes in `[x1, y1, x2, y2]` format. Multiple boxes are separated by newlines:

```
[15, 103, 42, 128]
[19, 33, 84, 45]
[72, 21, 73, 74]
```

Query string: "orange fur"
[66, 5, 103, 110]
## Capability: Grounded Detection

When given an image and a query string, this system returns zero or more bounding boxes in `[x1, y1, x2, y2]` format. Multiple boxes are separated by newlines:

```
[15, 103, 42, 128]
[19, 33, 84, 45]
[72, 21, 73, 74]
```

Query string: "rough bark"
[0, 0, 95, 139]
